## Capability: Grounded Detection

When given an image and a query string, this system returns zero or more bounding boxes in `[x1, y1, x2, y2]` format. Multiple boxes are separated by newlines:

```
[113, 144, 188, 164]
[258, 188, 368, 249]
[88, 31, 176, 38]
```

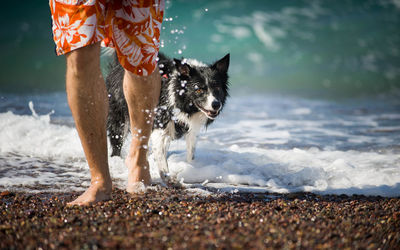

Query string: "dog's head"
[172, 54, 230, 119]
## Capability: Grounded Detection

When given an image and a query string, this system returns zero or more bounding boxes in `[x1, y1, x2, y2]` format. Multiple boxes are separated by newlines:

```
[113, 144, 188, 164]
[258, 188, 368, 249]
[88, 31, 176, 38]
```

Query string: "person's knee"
[124, 69, 146, 82]
[66, 43, 101, 77]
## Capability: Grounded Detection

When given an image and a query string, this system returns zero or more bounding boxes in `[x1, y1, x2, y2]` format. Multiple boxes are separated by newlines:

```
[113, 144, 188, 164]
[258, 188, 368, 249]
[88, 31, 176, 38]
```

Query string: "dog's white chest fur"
[174, 111, 208, 137]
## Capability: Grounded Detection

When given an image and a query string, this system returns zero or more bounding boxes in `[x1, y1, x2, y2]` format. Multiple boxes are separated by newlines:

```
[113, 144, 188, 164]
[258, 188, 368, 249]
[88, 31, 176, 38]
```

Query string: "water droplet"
[173, 108, 181, 114]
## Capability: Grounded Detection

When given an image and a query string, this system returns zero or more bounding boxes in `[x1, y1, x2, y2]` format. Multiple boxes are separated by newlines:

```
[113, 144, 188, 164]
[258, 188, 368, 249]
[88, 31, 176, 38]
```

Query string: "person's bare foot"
[67, 181, 112, 206]
[125, 152, 151, 194]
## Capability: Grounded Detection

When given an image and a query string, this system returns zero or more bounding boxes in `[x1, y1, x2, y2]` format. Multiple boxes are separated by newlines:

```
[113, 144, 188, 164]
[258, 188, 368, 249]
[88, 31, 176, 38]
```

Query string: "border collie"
[106, 52, 230, 185]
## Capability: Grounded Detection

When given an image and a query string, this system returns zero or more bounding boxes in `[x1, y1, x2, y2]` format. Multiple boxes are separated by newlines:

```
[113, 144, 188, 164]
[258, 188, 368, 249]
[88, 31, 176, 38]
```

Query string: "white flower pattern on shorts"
[50, 0, 164, 75]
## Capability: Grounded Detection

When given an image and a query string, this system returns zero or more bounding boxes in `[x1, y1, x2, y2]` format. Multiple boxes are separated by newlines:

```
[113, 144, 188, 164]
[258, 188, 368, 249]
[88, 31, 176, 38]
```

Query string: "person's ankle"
[127, 165, 151, 183]
[126, 145, 148, 165]
[90, 176, 112, 191]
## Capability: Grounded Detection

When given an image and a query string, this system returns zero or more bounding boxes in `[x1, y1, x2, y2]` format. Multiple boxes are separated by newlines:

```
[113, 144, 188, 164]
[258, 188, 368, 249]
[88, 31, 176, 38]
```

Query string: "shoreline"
[1, 188, 399, 249]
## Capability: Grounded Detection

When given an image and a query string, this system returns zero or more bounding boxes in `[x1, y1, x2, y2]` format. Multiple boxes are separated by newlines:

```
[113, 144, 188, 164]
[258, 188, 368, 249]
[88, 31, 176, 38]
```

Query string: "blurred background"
[0, 0, 399, 98]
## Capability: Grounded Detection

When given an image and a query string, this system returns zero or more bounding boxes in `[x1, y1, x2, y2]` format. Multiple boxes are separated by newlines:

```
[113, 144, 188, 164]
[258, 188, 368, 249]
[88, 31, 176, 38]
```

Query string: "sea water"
[0, 93, 399, 196]
[1, 0, 400, 96]
[1, 0, 400, 196]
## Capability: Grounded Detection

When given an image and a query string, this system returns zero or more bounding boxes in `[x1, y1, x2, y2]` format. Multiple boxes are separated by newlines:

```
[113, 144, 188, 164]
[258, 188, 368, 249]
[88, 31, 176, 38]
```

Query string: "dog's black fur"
[106, 52, 229, 184]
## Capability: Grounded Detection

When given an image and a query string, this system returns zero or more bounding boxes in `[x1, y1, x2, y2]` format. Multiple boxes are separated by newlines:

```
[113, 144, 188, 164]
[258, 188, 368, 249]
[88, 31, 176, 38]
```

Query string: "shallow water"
[0, 92, 399, 197]
[1, 0, 400, 197]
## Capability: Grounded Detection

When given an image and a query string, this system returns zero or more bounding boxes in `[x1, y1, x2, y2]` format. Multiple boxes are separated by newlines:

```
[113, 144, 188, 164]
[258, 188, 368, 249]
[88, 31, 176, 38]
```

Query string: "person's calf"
[122, 68, 161, 192]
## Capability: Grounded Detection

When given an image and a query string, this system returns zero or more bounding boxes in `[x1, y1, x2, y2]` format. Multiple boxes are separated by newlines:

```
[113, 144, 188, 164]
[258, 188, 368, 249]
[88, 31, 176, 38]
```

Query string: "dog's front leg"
[185, 130, 198, 162]
[151, 129, 173, 185]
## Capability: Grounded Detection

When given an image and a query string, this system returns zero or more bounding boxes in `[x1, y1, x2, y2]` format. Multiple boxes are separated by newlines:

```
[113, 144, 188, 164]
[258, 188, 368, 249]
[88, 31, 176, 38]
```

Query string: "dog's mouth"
[195, 103, 219, 119]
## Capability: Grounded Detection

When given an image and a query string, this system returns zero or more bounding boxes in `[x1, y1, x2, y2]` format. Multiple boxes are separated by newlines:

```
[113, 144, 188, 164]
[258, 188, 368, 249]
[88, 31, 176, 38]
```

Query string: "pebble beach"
[1, 188, 399, 249]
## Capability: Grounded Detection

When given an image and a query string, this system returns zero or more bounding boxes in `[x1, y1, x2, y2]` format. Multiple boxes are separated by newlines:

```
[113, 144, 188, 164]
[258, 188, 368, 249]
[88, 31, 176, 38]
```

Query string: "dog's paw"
[160, 172, 184, 189]
[186, 155, 195, 163]
[167, 179, 184, 189]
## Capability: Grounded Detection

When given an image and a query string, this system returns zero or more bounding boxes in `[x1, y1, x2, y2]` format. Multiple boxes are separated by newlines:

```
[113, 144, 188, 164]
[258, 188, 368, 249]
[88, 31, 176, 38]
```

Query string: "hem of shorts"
[122, 62, 158, 77]
[55, 38, 105, 56]
[56, 43, 158, 77]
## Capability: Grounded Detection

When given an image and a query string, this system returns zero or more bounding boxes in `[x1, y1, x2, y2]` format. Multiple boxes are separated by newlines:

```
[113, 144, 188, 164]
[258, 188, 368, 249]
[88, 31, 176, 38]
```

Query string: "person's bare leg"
[123, 67, 161, 193]
[65, 42, 112, 205]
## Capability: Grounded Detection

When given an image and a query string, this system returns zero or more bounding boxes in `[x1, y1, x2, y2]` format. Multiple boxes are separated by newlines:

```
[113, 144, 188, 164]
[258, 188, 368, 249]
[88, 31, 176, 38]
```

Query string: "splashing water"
[0, 93, 399, 196]
[1, 0, 400, 196]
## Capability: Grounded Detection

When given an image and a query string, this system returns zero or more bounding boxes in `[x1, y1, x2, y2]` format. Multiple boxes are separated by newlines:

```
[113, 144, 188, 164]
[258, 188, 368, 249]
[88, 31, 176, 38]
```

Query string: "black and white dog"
[106, 52, 230, 185]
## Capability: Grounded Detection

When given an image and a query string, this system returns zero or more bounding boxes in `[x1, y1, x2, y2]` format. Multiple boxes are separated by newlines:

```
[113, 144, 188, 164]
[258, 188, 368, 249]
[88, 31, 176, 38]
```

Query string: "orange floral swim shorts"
[49, 0, 165, 76]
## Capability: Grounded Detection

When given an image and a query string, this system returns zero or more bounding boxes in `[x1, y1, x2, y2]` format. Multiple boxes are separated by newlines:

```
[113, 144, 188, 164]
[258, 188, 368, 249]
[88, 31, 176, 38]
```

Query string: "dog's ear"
[173, 58, 191, 77]
[213, 53, 230, 73]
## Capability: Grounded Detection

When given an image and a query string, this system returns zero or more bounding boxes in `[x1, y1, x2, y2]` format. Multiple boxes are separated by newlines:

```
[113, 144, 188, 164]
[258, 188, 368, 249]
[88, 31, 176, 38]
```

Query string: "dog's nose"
[211, 100, 221, 110]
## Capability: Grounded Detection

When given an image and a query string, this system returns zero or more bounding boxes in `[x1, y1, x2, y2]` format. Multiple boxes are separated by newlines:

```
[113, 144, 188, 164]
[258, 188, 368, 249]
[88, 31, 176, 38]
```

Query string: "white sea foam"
[0, 95, 399, 197]
[165, 144, 400, 197]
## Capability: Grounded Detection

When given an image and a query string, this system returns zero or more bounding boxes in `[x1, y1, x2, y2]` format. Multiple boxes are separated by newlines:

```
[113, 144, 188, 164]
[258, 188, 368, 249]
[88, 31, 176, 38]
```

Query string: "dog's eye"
[195, 89, 203, 95]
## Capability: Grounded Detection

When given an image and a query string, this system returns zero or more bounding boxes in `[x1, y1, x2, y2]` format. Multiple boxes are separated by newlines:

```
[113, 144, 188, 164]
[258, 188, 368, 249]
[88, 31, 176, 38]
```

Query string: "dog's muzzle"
[195, 102, 220, 119]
